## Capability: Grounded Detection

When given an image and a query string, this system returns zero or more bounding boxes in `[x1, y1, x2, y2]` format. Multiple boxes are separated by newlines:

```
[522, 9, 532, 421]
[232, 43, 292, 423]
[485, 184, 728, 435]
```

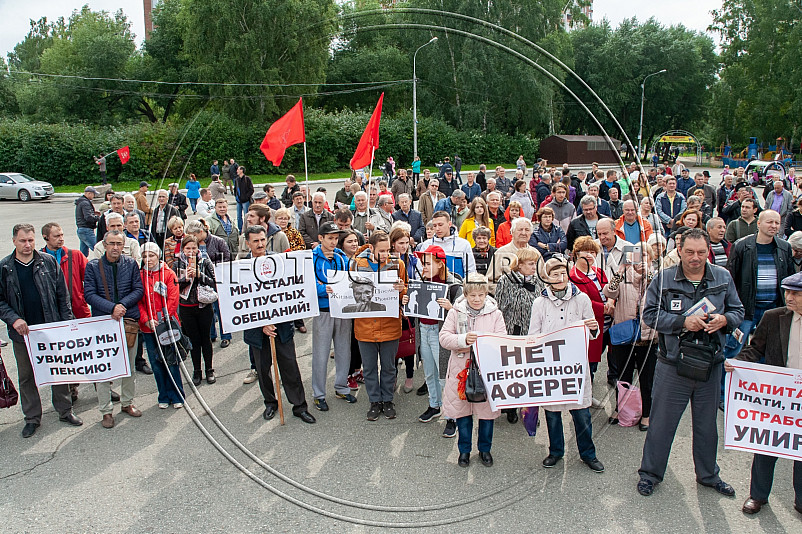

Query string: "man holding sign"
[725, 271, 802, 515]
[0, 224, 80, 438]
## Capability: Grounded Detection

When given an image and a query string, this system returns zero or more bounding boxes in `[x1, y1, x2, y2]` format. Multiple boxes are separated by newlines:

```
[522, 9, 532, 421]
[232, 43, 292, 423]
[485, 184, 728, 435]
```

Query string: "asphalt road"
[1, 166, 799, 533]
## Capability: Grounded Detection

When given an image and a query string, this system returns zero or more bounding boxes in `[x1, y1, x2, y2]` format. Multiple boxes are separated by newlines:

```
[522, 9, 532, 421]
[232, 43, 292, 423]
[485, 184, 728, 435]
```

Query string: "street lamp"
[638, 69, 667, 160]
[413, 36, 437, 160]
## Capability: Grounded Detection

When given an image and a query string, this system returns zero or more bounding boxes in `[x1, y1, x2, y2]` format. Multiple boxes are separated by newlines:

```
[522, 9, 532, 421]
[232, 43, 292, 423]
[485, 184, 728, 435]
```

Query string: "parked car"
[0, 173, 54, 201]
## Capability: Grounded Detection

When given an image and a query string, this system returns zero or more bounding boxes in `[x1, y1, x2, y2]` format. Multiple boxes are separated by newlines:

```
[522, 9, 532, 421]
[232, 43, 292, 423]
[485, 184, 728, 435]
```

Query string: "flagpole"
[303, 141, 310, 204]
[367, 147, 375, 209]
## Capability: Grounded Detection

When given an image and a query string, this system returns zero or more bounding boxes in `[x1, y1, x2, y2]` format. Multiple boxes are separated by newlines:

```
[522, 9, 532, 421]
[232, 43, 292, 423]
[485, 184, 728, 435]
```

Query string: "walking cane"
[269, 335, 285, 425]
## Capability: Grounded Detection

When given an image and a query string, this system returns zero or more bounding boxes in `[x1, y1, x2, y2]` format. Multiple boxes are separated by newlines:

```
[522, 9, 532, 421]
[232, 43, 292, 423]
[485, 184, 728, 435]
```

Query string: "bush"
[0, 111, 538, 186]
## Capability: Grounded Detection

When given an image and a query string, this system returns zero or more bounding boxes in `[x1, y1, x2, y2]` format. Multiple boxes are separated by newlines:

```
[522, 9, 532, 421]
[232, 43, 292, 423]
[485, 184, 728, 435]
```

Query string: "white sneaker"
[243, 369, 258, 384]
[158, 403, 169, 409]
[591, 397, 602, 409]
[173, 403, 184, 409]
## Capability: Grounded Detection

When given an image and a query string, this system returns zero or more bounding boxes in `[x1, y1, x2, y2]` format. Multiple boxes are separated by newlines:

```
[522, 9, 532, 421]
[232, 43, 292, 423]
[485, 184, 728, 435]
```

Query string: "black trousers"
[348, 320, 362, 375]
[179, 305, 214, 372]
[13, 341, 72, 424]
[255, 335, 308, 415]
[750, 454, 802, 505]
[610, 343, 657, 417]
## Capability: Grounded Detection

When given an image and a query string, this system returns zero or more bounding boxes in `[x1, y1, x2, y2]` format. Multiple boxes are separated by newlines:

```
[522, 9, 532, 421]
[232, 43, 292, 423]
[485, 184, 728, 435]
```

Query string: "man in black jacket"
[727, 271, 802, 515]
[567, 197, 609, 250]
[0, 224, 81, 438]
[150, 190, 180, 246]
[75, 186, 99, 255]
[235, 166, 254, 233]
[168, 183, 189, 220]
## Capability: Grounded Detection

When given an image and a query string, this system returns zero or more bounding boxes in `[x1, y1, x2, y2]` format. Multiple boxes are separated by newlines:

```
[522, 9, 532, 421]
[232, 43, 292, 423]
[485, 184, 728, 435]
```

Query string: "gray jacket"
[643, 263, 744, 364]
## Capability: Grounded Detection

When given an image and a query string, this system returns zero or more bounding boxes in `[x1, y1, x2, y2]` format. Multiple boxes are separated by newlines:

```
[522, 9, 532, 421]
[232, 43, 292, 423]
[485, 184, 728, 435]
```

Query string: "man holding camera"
[637, 228, 744, 497]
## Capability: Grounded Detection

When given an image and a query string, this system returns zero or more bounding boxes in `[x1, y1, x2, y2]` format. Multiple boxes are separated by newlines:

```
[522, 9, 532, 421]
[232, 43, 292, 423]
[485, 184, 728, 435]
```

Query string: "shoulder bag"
[676, 331, 720, 382]
[97, 259, 139, 346]
[0, 351, 19, 409]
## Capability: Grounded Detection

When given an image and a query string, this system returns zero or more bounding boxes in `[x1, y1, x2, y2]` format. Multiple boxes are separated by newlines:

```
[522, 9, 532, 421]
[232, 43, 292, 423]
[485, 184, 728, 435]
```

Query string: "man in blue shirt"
[461, 172, 481, 202]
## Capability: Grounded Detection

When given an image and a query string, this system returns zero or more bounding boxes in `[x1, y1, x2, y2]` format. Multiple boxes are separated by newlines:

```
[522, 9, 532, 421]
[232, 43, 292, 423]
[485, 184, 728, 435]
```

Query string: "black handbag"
[676, 331, 719, 382]
[0, 351, 19, 409]
[465, 349, 487, 403]
[155, 314, 190, 366]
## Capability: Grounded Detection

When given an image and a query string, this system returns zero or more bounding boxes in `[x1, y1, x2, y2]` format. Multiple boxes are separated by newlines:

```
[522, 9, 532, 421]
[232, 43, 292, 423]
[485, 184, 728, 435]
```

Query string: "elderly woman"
[138, 242, 185, 408]
[789, 231, 802, 273]
[530, 206, 567, 260]
[274, 207, 306, 252]
[175, 235, 217, 386]
[471, 226, 496, 276]
[163, 216, 185, 270]
[603, 249, 658, 431]
[494, 247, 545, 424]
[529, 258, 604, 472]
[570, 236, 608, 382]
[510, 177, 536, 220]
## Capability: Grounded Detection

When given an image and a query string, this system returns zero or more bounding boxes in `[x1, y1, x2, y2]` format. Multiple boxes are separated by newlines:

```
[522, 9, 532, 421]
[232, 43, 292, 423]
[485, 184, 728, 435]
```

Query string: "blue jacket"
[392, 208, 425, 242]
[529, 224, 567, 260]
[461, 183, 481, 202]
[655, 192, 687, 225]
[210, 164, 219, 176]
[84, 254, 144, 320]
[676, 176, 694, 198]
[312, 245, 349, 310]
[596, 197, 611, 217]
[186, 180, 201, 199]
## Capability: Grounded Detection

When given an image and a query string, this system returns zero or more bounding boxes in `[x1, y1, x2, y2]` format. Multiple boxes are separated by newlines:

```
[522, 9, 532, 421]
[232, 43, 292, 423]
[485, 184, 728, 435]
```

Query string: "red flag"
[260, 98, 306, 167]
[116, 146, 130, 164]
[350, 93, 384, 170]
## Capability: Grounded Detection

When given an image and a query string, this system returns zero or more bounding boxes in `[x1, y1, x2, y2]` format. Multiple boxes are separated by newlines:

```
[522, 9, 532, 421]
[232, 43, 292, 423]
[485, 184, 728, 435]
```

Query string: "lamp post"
[638, 69, 667, 160]
[413, 36, 437, 160]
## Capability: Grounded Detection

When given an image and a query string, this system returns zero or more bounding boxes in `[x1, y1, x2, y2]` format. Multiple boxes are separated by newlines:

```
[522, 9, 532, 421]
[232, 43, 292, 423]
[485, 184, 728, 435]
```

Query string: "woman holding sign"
[440, 273, 506, 467]
[528, 257, 605, 473]
[175, 236, 217, 386]
[138, 243, 185, 408]
[390, 225, 417, 393]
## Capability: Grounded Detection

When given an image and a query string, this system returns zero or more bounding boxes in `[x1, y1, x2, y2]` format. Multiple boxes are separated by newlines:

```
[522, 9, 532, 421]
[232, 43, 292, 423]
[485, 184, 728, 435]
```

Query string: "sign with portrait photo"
[327, 269, 399, 319]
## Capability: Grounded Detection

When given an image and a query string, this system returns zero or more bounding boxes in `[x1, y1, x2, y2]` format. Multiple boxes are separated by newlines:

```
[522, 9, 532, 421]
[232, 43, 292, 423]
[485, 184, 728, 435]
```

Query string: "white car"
[0, 173, 54, 201]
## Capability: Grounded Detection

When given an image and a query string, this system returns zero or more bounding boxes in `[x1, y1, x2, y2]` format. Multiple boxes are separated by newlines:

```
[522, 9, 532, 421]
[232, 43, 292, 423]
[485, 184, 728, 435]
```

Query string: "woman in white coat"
[528, 257, 605, 473]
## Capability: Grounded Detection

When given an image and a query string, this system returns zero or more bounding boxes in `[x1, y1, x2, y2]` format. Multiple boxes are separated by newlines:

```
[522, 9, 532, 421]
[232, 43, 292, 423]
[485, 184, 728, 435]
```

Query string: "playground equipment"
[721, 137, 795, 168]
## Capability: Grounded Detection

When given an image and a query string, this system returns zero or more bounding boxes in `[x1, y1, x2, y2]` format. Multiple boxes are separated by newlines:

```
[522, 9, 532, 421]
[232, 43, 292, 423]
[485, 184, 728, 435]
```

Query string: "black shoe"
[639, 422, 649, 431]
[59, 413, 83, 426]
[314, 399, 329, 411]
[295, 411, 316, 424]
[542, 455, 562, 468]
[442, 419, 457, 438]
[583, 458, 605, 473]
[416, 383, 428, 396]
[367, 402, 383, 421]
[607, 377, 616, 387]
[479, 451, 493, 467]
[458, 453, 470, 467]
[21, 422, 39, 438]
[505, 409, 518, 424]
[637, 479, 655, 496]
[137, 363, 153, 375]
[206, 369, 216, 384]
[699, 480, 736, 497]
[383, 401, 396, 419]
[263, 407, 276, 421]
[608, 417, 619, 425]
[110, 390, 120, 402]
[192, 370, 202, 386]
[418, 406, 441, 423]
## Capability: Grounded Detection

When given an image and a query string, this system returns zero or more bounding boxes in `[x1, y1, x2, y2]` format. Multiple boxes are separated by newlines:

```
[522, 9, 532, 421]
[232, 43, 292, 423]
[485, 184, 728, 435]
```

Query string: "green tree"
[709, 0, 802, 148]
[561, 18, 718, 158]
[178, 0, 338, 122]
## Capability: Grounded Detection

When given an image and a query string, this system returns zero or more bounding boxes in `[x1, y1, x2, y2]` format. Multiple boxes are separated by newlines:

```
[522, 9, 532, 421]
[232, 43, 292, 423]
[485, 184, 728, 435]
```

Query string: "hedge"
[0, 110, 539, 186]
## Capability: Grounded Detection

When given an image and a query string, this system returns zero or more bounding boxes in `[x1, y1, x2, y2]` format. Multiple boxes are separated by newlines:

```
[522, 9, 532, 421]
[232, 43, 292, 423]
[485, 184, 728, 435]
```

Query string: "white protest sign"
[724, 360, 802, 461]
[24, 316, 129, 387]
[327, 269, 399, 319]
[473, 322, 589, 411]
[214, 251, 318, 334]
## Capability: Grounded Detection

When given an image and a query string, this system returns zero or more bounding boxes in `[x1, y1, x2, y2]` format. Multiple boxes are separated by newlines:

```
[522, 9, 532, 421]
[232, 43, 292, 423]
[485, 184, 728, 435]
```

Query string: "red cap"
[414, 245, 446, 261]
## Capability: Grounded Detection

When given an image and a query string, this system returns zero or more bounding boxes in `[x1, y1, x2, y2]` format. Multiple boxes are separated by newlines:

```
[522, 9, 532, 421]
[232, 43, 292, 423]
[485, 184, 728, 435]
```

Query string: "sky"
[0, 1, 723, 59]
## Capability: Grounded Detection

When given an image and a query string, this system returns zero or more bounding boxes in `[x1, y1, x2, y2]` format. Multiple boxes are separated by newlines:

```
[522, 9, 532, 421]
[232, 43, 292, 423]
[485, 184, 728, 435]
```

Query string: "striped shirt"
[709, 241, 728, 267]
[755, 242, 778, 305]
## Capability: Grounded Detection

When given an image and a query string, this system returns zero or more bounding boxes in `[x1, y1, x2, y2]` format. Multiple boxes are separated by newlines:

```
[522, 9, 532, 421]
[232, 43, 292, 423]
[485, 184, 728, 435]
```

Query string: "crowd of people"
[2, 156, 802, 515]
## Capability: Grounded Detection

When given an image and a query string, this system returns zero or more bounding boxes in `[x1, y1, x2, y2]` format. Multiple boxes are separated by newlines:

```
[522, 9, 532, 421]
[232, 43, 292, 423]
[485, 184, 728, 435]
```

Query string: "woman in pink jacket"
[440, 273, 507, 468]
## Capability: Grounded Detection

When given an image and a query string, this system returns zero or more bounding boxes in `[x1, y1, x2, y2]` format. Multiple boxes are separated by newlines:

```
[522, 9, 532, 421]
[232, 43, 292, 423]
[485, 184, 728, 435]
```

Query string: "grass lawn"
[52, 163, 516, 193]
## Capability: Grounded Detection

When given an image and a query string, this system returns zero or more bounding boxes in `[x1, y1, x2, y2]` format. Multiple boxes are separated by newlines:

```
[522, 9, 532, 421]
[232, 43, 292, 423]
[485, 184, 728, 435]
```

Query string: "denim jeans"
[418, 323, 443, 408]
[210, 301, 232, 341]
[189, 197, 198, 213]
[77, 227, 97, 256]
[544, 408, 597, 461]
[143, 332, 185, 404]
[456, 415, 494, 454]
[236, 201, 250, 232]
[721, 304, 770, 400]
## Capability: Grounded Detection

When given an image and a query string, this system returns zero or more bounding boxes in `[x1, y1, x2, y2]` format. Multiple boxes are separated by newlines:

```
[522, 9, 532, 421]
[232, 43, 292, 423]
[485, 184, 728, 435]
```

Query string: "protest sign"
[327, 269, 399, 319]
[215, 251, 319, 334]
[724, 360, 802, 461]
[473, 322, 589, 411]
[403, 280, 448, 320]
[24, 316, 129, 387]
